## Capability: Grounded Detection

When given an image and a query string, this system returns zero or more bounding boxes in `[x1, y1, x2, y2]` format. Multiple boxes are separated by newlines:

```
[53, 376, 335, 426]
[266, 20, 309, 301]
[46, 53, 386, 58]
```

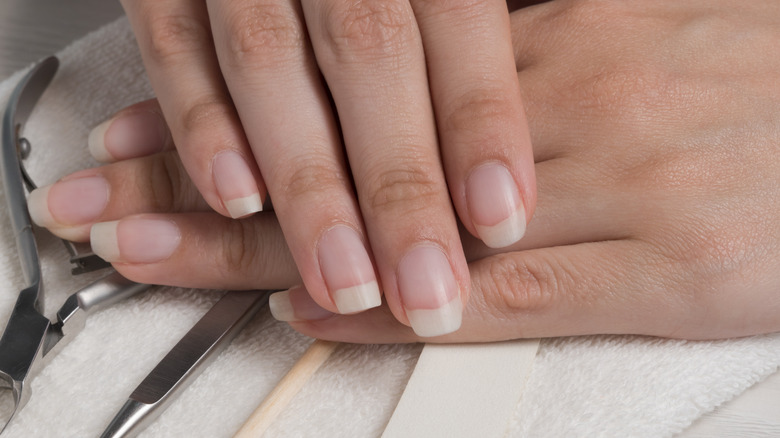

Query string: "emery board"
[383, 339, 540, 437]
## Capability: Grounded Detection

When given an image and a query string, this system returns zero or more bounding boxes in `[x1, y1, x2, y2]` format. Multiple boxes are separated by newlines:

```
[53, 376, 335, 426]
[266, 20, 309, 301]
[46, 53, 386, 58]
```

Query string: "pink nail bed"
[397, 246, 462, 337]
[91, 218, 180, 264]
[212, 150, 262, 218]
[32, 175, 109, 227]
[99, 111, 167, 160]
[318, 226, 381, 314]
[466, 162, 526, 248]
[269, 286, 335, 322]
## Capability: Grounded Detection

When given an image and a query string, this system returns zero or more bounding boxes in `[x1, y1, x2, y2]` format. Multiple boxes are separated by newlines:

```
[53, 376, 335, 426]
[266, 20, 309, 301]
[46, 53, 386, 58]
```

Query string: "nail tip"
[90, 221, 121, 262]
[225, 194, 263, 219]
[407, 297, 463, 338]
[476, 208, 527, 249]
[269, 291, 298, 322]
[88, 120, 114, 162]
[27, 186, 53, 227]
[333, 281, 382, 314]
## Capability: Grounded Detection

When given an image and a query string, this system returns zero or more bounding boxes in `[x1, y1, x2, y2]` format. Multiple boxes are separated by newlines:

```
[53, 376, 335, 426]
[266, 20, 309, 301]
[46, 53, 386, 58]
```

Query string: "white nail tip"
[333, 281, 381, 314]
[269, 291, 297, 322]
[224, 193, 263, 218]
[88, 120, 114, 162]
[90, 221, 120, 262]
[475, 207, 527, 249]
[406, 296, 463, 338]
[27, 185, 54, 227]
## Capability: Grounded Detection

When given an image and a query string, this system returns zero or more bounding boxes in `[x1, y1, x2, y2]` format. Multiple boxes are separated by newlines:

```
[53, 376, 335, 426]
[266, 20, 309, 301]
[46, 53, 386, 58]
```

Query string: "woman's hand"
[30, 0, 780, 342]
[93, 0, 537, 337]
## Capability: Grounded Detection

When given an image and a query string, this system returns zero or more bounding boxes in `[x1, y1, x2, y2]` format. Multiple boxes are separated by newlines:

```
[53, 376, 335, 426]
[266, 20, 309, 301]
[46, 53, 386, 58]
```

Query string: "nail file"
[382, 339, 540, 438]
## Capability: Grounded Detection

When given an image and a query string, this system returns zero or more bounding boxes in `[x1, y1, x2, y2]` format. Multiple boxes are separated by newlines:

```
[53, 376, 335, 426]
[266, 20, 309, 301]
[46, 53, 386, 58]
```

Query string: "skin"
[113, 0, 537, 335]
[32, 0, 780, 343]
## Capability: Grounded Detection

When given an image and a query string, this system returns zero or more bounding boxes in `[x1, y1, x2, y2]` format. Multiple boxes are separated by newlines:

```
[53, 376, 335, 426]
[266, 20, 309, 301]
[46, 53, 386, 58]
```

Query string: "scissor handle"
[1, 56, 59, 306]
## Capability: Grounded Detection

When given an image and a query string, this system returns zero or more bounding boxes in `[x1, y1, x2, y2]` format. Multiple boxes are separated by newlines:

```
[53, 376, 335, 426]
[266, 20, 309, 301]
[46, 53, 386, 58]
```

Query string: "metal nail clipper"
[0, 56, 153, 433]
[1, 56, 270, 436]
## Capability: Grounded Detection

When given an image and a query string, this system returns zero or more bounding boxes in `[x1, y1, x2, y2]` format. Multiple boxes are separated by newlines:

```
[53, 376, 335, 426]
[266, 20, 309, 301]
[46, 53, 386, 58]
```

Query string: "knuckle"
[412, 0, 485, 20]
[363, 163, 441, 214]
[656, 216, 764, 289]
[319, 0, 416, 62]
[145, 13, 211, 63]
[443, 89, 519, 136]
[180, 97, 235, 133]
[146, 151, 203, 213]
[222, 219, 261, 278]
[222, 3, 304, 67]
[479, 254, 559, 315]
[145, 153, 176, 211]
[278, 155, 349, 202]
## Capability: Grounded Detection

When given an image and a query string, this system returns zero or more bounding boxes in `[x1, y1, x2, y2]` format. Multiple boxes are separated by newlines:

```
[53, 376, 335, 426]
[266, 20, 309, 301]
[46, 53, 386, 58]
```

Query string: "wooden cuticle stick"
[233, 339, 339, 438]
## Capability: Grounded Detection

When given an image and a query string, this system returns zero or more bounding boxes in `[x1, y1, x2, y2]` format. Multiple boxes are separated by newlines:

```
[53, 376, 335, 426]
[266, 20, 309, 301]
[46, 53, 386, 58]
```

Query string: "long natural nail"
[318, 225, 381, 314]
[90, 218, 180, 263]
[269, 286, 335, 322]
[398, 246, 462, 337]
[466, 162, 526, 248]
[28, 175, 109, 228]
[88, 110, 167, 162]
[212, 150, 262, 218]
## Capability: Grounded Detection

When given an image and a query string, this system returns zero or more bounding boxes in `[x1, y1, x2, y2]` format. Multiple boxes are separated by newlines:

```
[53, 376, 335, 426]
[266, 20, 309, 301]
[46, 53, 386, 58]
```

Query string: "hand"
[95, 0, 537, 337]
[31, 0, 780, 343]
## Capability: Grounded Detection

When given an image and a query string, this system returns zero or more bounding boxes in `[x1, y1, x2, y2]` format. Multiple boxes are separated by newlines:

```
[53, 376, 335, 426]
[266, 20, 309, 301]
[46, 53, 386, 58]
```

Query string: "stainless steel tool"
[101, 290, 270, 438]
[0, 56, 152, 433]
[2, 56, 274, 437]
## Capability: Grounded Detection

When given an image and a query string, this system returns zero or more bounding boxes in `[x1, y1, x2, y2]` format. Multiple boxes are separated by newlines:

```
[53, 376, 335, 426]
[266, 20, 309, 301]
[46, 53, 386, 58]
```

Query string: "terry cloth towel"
[1, 17, 780, 438]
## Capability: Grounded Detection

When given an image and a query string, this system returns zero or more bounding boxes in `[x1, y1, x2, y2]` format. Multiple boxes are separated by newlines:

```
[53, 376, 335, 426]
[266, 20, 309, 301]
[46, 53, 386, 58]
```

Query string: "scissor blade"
[100, 290, 269, 438]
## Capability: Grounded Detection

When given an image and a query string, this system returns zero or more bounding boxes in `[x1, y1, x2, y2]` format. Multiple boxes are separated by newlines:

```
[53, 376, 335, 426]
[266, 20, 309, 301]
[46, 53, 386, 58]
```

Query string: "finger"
[205, 0, 382, 316]
[29, 146, 634, 263]
[411, 0, 535, 249]
[90, 212, 300, 290]
[274, 240, 686, 343]
[27, 151, 208, 241]
[122, 0, 266, 218]
[88, 99, 173, 162]
[302, 0, 470, 337]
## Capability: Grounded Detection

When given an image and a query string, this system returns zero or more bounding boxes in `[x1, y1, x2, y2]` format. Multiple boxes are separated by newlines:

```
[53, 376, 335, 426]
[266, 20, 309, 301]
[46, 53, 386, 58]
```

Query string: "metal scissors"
[0, 56, 151, 433]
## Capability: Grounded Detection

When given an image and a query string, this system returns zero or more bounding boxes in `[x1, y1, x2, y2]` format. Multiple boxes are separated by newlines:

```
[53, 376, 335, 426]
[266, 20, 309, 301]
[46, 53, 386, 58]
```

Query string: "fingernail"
[28, 175, 109, 227]
[466, 162, 526, 248]
[212, 150, 263, 218]
[398, 246, 462, 337]
[90, 218, 180, 263]
[318, 225, 381, 314]
[88, 111, 167, 162]
[269, 286, 335, 322]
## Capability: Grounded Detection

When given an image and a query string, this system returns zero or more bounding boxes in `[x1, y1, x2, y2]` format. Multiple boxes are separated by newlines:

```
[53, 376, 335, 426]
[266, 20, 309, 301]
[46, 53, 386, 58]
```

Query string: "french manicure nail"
[212, 150, 262, 218]
[318, 225, 381, 314]
[398, 246, 462, 337]
[466, 162, 526, 248]
[28, 175, 109, 227]
[88, 111, 167, 162]
[90, 218, 180, 263]
[269, 286, 335, 322]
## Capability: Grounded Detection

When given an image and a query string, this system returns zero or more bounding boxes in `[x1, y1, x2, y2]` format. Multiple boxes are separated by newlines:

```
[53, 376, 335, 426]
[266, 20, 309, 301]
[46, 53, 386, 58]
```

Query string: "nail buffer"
[100, 290, 270, 438]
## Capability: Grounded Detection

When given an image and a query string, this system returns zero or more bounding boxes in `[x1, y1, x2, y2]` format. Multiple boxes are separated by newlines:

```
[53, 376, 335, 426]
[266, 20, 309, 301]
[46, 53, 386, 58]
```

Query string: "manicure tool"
[100, 290, 270, 438]
[0, 56, 151, 433]
[233, 339, 338, 438]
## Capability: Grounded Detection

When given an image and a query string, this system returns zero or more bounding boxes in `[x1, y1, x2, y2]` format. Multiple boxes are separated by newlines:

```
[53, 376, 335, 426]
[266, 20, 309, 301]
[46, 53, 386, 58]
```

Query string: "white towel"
[1, 18, 779, 438]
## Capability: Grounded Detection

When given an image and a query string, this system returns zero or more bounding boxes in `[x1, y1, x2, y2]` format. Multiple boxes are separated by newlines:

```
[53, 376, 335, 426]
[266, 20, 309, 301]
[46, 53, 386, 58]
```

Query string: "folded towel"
[1, 17, 778, 437]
